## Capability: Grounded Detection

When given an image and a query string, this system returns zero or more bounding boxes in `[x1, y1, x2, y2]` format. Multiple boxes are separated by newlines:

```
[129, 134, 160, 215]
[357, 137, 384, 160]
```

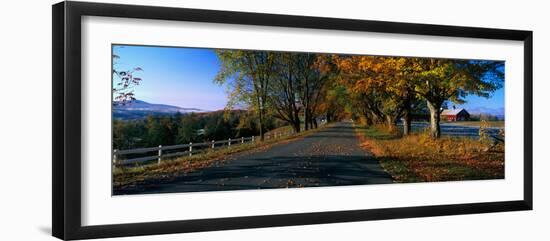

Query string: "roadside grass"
[359, 125, 401, 140]
[356, 125, 504, 183]
[113, 124, 330, 189]
[265, 122, 316, 135]
[441, 120, 504, 128]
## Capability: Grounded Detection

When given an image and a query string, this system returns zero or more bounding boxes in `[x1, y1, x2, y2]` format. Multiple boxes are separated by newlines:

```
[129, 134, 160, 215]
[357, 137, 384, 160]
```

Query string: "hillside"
[113, 100, 207, 120]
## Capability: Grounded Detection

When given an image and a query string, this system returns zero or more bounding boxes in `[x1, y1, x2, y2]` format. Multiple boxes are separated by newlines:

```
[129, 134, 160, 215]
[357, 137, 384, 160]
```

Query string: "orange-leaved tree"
[411, 58, 504, 138]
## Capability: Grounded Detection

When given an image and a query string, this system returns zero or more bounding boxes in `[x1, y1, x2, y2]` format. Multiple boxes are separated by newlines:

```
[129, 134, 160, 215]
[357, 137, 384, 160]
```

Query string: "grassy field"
[441, 120, 505, 128]
[356, 125, 504, 183]
[113, 124, 329, 189]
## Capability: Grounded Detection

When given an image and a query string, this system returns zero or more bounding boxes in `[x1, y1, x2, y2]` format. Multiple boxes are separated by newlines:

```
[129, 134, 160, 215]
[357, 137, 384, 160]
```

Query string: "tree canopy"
[215, 50, 504, 139]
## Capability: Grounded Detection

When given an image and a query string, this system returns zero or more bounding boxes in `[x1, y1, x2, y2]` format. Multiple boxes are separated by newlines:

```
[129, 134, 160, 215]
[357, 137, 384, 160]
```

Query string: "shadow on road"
[115, 154, 392, 195]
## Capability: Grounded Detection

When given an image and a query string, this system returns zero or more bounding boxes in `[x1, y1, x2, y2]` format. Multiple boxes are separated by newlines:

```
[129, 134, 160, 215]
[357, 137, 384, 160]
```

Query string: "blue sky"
[456, 89, 504, 110]
[112, 45, 504, 112]
[113, 45, 227, 111]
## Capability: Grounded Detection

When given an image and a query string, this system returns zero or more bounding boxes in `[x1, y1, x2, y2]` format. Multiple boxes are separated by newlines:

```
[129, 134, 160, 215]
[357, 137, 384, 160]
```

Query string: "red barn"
[441, 108, 470, 121]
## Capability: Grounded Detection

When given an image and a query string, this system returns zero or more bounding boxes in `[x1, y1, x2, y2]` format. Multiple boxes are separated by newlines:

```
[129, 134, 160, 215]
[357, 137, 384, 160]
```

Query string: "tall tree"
[269, 52, 302, 133]
[215, 50, 276, 141]
[302, 54, 333, 129]
[381, 57, 420, 135]
[412, 59, 504, 138]
[333, 55, 413, 131]
[294, 53, 316, 130]
[315, 54, 349, 123]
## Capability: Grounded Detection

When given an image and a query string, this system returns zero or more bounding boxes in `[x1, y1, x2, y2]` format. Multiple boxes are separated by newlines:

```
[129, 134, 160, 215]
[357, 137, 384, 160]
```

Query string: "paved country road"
[115, 121, 393, 195]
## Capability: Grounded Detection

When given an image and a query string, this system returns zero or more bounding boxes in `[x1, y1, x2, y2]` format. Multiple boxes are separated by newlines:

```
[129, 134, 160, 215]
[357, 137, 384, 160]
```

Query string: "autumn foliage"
[333, 55, 503, 138]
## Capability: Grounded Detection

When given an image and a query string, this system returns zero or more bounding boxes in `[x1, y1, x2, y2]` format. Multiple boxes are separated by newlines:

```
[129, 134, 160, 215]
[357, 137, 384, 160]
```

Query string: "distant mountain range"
[113, 100, 207, 120]
[466, 107, 505, 118]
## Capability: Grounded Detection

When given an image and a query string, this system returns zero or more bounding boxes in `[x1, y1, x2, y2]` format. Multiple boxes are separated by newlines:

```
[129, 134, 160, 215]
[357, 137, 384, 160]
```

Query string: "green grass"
[441, 120, 504, 128]
[358, 125, 399, 140]
[265, 122, 318, 135]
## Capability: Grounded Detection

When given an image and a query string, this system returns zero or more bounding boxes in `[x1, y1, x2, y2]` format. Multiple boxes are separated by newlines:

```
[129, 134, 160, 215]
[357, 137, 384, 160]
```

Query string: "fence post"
[158, 145, 162, 164]
[113, 149, 118, 168]
[189, 142, 193, 156]
[241, 137, 244, 144]
[211, 140, 215, 149]
[228, 138, 231, 147]
[252, 136, 255, 142]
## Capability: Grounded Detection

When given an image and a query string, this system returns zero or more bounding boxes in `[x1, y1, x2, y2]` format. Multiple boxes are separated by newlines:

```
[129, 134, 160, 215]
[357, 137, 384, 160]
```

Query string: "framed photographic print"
[52, 1, 533, 240]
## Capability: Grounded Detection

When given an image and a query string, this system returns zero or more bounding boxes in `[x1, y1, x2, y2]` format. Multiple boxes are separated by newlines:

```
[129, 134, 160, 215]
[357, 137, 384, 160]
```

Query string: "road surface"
[115, 121, 393, 195]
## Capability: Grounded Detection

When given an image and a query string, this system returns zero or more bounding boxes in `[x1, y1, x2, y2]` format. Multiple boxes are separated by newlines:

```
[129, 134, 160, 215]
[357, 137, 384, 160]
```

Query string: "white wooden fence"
[113, 130, 294, 166]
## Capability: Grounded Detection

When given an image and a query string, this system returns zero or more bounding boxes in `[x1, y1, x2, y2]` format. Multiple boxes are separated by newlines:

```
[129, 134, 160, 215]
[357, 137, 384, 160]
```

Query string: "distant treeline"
[113, 111, 285, 150]
[469, 113, 504, 121]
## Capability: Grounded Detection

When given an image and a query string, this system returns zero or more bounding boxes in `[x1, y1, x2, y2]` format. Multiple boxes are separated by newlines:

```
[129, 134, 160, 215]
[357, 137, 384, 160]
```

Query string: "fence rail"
[113, 131, 294, 166]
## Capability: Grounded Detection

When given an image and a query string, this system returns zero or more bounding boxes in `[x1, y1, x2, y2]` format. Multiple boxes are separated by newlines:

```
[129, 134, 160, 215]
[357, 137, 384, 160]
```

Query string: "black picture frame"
[52, 1, 533, 240]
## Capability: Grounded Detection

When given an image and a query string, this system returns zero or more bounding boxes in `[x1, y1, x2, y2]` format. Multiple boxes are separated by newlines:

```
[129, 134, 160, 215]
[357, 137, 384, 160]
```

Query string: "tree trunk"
[304, 76, 310, 131]
[258, 110, 264, 141]
[403, 109, 412, 136]
[364, 114, 373, 126]
[295, 111, 301, 133]
[311, 112, 315, 128]
[386, 115, 397, 132]
[427, 100, 441, 138]
[304, 110, 309, 131]
[313, 118, 318, 128]
[292, 120, 301, 133]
